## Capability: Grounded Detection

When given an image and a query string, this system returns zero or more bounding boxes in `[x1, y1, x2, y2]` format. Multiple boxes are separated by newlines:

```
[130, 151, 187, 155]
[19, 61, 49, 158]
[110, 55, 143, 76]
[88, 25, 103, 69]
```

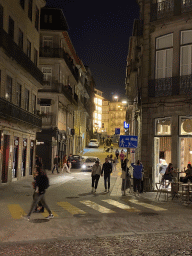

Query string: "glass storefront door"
[154, 137, 172, 187]
[180, 137, 192, 174]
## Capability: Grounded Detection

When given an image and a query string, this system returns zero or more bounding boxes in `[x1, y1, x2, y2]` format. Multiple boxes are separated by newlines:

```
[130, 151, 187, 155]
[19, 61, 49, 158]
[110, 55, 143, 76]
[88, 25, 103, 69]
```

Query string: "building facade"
[37, 7, 94, 169]
[0, 0, 46, 183]
[126, 0, 192, 189]
[102, 100, 127, 136]
[93, 89, 104, 135]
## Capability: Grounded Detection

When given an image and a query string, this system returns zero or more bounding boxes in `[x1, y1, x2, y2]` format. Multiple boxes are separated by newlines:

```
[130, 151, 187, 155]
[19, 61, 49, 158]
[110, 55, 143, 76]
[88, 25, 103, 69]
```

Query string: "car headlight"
[82, 164, 86, 169]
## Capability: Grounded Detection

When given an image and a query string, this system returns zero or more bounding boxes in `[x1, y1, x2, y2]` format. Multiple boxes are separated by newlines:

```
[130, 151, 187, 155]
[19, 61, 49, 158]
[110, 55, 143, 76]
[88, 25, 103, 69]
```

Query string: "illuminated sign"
[124, 122, 129, 129]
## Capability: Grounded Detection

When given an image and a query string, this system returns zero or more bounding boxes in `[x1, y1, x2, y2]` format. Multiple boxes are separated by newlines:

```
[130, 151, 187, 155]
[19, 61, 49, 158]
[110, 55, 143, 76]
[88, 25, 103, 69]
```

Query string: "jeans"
[52, 164, 59, 173]
[27, 192, 52, 217]
[92, 174, 100, 189]
[133, 178, 141, 192]
[104, 174, 110, 190]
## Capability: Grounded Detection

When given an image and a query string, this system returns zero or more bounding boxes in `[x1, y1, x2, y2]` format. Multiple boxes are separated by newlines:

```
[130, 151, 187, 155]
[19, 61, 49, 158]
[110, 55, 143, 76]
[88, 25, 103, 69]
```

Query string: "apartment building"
[0, 0, 46, 183]
[93, 89, 104, 134]
[37, 7, 93, 169]
[102, 100, 127, 136]
[126, 0, 192, 188]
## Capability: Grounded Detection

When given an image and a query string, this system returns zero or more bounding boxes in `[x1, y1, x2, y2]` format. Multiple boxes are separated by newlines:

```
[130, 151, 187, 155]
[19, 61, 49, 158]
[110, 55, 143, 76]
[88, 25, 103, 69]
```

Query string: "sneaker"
[94, 189, 96, 193]
[104, 189, 107, 193]
[45, 214, 54, 219]
[22, 215, 30, 221]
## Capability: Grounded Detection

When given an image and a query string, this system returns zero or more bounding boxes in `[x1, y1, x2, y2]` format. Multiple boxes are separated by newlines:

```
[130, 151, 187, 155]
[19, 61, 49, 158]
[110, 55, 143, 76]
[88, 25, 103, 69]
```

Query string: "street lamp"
[113, 95, 119, 101]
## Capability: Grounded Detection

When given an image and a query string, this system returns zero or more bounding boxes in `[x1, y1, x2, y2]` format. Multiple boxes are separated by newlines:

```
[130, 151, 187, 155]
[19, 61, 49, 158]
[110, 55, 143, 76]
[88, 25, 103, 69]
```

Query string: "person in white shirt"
[91, 160, 102, 193]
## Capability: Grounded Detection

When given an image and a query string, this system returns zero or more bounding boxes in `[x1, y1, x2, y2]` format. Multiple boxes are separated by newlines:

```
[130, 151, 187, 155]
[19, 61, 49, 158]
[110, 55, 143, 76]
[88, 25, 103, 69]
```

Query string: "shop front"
[153, 117, 172, 187]
[153, 116, 192, 188]
[179, 117, 192, 178]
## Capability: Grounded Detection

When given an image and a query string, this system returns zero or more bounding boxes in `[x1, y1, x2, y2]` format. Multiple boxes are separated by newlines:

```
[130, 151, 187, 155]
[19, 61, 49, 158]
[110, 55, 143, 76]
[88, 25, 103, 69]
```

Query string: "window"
[180, 30, 192, 76]
[5, 76, 12, 102]
[156, 34, 173, 79]
[44, 15, 48, 23]
[0, 4, 3, 28]
[18, 29, 23, 49]
[27, 39, 31, 59]
[24, 88, 29, 111]
[20, 0, 25, 9]
[16, 83, 22, 107]
[32, 93, 36, 114]
[155, 118, 171, 135]
[35, 6, 39, 30]
[180, 117, 192, 135]
[42, 67, 52, 81]
[43, 36, 53, 48]
[28, 0, 33, 21]
[8, 16, 14, 40]
[34, 48, 38, 66]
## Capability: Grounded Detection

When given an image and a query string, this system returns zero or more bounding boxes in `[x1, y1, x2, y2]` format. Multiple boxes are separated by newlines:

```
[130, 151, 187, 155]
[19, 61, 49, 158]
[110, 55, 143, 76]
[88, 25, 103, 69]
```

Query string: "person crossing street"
[101, 158, 112, 193]
[91, 160, 102, 193]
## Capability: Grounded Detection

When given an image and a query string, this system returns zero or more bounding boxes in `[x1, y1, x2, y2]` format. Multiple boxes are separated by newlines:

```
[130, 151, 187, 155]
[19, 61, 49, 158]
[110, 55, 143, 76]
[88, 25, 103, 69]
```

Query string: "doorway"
[12, 137, 19, 178]
[29, 140, 34, 175]
[2, 135, 10, 183]
[180, 137, 192, 173]
[154, 137, 171, 186]
[21, 139, 27, 177]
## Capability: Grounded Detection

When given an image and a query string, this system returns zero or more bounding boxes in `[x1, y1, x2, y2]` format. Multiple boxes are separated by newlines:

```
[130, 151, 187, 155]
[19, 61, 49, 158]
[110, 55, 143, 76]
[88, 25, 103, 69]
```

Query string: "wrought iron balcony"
[150, 0, 192, 22]
[41, 113, 56, 127]
[0, 27, 43, 84]
[148, 75, 192, 97]
[39, 82, 78, 106]
[39, 47, 79, 82]
[0, 97, 42, 128]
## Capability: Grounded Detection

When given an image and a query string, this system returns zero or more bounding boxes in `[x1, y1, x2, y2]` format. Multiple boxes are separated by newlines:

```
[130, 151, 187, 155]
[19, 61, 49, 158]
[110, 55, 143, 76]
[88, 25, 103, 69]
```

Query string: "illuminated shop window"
[155, 118, 171, 135]
[180, 117, 192, 135]
[98, 99, 102, 106]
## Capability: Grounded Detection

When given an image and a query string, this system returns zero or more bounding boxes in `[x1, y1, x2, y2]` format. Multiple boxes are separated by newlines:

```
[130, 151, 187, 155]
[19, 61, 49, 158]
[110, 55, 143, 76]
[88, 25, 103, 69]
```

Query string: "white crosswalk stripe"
[128, 199, 167, 211]
[102, 199, 140, 212]
[80, 200, 115, 213]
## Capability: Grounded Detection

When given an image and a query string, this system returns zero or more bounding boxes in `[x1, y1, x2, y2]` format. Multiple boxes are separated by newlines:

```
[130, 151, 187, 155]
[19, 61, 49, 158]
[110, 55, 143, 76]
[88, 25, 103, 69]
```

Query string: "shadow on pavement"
[30, 219, 49, 223]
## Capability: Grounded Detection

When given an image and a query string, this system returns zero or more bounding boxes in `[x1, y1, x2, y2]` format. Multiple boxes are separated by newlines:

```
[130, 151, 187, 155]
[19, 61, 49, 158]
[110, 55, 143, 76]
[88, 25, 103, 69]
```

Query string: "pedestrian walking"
[115, 149, 119, 159]
[91, 160, 102, 193]
[67, 153, 73, 173]
[62, 155, 70, 173]
[131, 160, 143, 194]
[121, 158, 131, 195]
[52, 155, 59, 174]
[101, 158, 112, 193]
[23, 167, 54, 220]
[32, 169, 44, 213]
[120, 150, 125, 168]
[112, 157, 118, 172]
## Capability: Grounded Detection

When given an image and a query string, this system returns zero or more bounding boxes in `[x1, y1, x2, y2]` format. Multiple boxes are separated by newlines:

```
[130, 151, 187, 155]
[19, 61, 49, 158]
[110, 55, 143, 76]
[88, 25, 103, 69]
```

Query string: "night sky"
[45, 0, 140, 100]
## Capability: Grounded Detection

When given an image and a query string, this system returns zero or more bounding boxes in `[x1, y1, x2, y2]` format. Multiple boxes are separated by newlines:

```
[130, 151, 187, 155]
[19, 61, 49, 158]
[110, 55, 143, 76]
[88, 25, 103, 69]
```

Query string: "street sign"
[119, 135, 138, 148]
[115, 128, 120, 135]
[124, 122, 129, 129]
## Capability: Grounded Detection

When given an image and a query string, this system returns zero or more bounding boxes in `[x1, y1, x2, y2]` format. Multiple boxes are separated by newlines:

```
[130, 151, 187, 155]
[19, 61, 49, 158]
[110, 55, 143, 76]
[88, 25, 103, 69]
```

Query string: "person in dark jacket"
[131, 160, 143, 193]
[23, 167, 54, 221]
[101, 158, 112, 192]
[52, 155, 59, 174]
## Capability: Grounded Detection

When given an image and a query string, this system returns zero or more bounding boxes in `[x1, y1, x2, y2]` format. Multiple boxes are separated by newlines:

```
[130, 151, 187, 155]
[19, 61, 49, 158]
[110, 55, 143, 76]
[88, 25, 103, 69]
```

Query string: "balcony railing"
[148, 75, 192, 97]
[39, 81, 78, 105]
[150, 0, 192, 21]
[0, 97, 42, 128]
[0, 27, 43, 84]
[42, 113, 56, 127]
[40, 47, 79, 82]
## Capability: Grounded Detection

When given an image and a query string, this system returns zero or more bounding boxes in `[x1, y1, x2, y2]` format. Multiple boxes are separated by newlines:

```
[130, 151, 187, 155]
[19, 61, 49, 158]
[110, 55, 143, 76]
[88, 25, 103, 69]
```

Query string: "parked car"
[70, 155, 81, 168]
[81, 156, 100, 171]
[88, 139, 100, 148]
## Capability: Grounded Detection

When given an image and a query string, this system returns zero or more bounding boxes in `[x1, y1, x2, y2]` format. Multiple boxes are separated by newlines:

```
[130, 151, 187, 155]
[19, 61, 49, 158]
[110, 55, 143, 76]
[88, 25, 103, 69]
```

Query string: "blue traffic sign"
[115, 128, 120, 135]
[124, 122, 129, 129]
[119, 135, 138, 148]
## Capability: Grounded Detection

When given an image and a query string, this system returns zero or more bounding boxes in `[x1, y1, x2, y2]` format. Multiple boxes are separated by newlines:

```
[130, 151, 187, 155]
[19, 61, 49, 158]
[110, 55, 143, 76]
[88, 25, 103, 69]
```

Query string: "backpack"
[41, 174, 49, 190]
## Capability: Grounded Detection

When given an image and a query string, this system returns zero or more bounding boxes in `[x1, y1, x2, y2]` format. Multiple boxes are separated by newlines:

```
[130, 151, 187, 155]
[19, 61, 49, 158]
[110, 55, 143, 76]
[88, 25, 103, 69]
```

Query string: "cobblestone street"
[0, 231, 192, 255]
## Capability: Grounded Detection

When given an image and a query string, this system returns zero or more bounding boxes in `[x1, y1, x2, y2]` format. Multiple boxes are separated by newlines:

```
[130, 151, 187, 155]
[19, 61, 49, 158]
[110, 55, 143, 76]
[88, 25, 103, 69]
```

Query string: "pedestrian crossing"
[6, 198, 167, 220]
